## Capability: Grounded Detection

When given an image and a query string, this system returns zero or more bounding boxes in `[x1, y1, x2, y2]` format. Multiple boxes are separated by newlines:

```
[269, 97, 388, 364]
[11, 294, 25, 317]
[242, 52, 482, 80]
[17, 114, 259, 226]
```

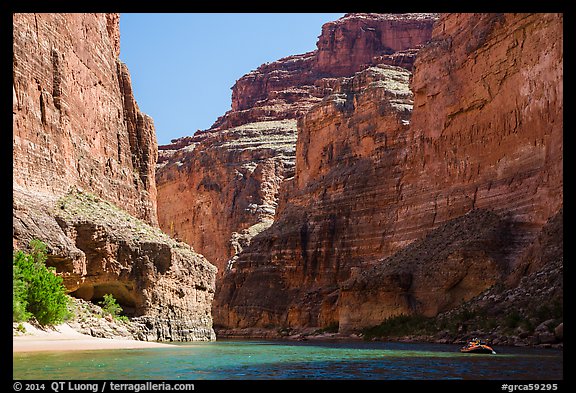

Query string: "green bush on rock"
[12, 240, 71, 325]
[99, 293, 128, 322]
[362, 314, 437, 340]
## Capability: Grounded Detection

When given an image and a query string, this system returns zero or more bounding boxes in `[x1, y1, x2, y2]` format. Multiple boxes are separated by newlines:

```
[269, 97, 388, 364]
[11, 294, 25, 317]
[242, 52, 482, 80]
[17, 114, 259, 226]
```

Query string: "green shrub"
[13, 264, 31, 322]
[314, 322, 339, 334]
[117, 315, 129, 323]
[362, 314, 437, 340]
[99, 294, 126, 321]
[13, 240, 71, 325]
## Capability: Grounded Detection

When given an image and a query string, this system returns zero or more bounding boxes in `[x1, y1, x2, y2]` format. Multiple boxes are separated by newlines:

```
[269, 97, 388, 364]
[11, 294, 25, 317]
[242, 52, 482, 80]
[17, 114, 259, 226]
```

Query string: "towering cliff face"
[314, 13, 438, 77]
[156, 13, 438, 276]
[212, 13, 438, 131]
[13, 13, 217, 341]
[214, 13, 563, 333]
[399, 13, 562, 243]
[214, 65, 417, 329]
[13, 13, 157, 225]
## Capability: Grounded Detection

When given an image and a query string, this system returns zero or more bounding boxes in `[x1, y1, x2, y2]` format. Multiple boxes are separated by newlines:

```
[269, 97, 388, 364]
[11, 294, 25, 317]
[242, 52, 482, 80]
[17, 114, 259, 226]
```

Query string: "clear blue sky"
[119, 13, 345, 145]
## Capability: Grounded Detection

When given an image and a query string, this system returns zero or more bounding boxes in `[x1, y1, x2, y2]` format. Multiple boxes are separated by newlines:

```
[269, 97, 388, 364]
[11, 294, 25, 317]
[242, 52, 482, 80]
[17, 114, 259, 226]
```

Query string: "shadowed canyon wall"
[13, 13, 217, 341]
[213, 13, 563, 333]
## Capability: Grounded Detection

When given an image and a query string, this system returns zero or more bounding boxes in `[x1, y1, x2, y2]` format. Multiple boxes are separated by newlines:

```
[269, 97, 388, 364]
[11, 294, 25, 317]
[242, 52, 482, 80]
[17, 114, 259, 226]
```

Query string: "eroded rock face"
[314, 13, 439, 77]
[13, 187, 217, 341]
[405, 13, 563, 235]
[156, 13, 438, 275]
[214, 13, 563, 333]
[13, 13, 158, 225]
[13, 13, 216, 341]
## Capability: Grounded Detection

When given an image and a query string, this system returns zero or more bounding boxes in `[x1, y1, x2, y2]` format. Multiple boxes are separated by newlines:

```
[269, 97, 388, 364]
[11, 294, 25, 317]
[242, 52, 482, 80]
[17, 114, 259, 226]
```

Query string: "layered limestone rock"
[13, 187, 217, 341]
[157, 120, 298, 275]
[13, 13, 157, 225]
[214, 13, 563, 333]
[13, 13, 217, 340]
[157, 13, 438, 275]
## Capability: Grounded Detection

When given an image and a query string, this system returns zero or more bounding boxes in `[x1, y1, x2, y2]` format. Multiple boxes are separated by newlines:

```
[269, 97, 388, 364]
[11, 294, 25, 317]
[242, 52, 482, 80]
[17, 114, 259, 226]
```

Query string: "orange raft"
[460, 339, 497, 354]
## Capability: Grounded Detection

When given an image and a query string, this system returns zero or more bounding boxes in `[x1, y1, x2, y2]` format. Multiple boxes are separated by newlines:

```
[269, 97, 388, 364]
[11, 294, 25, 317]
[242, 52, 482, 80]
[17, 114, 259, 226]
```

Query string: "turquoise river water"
[13, 340, 562, 380]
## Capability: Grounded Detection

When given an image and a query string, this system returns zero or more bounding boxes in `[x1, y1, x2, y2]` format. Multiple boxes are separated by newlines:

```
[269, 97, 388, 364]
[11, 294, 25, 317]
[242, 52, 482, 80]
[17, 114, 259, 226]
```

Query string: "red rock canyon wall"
[214, 13, 563, 333]
[13, 13, 158, 225]
[156, 13, 438, 276]
[12, 13, 217, 341]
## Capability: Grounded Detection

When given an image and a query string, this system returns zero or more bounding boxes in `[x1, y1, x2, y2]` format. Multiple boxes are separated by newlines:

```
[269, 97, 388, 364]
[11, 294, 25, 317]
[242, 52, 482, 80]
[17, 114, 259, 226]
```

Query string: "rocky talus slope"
[156, 13, 438, 276]
[350, 218, 563, 348]
[13, 13, 217, 341]
[428, 207, 563, 348]
[338, 209, 512, 333]
[214, 13, 563, 336]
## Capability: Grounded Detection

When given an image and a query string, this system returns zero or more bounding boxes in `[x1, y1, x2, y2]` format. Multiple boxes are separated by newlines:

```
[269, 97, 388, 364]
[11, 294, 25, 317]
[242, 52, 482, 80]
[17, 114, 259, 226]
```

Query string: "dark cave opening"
[69, 281, 138, 317]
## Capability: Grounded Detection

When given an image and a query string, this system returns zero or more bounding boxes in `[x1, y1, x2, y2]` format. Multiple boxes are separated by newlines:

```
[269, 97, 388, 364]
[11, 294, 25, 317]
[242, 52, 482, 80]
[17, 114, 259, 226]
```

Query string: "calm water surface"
[13, 340, 562, 380]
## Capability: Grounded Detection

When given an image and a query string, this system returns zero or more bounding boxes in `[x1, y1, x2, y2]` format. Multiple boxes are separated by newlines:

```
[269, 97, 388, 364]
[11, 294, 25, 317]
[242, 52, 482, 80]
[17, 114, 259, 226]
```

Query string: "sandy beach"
[13, 323, 175, 353]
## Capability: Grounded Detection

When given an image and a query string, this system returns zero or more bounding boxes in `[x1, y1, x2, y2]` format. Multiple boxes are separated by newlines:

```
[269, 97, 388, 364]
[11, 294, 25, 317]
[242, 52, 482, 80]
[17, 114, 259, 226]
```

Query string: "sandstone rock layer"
[314, 13, 439, 77]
